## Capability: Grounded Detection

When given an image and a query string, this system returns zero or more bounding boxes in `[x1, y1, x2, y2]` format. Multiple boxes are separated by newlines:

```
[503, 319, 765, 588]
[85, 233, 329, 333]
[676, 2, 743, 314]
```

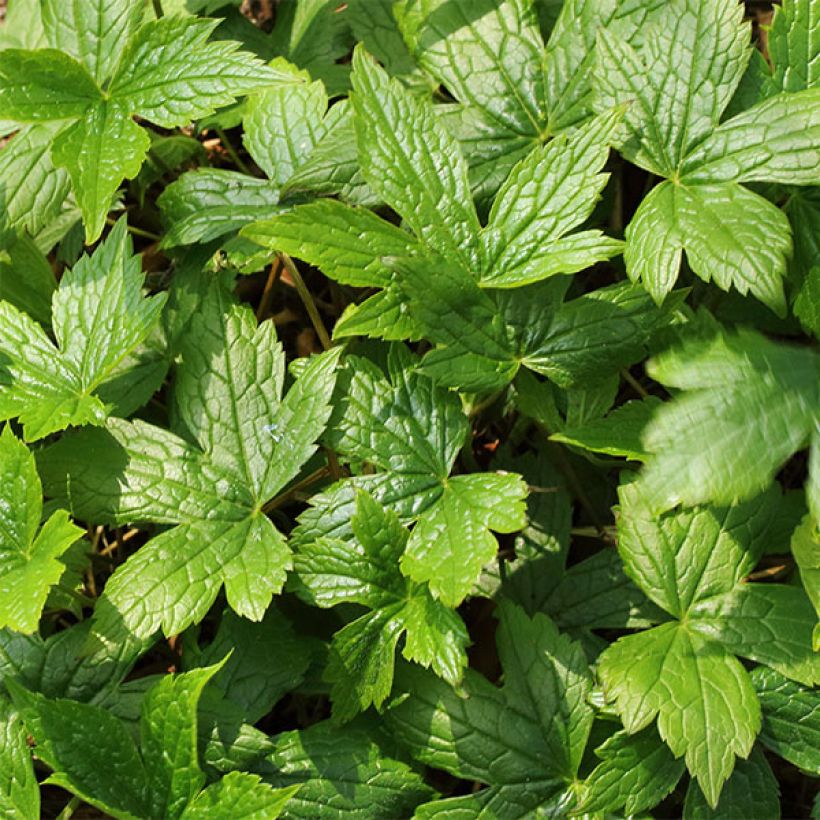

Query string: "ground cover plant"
[0, 0, 817, 816]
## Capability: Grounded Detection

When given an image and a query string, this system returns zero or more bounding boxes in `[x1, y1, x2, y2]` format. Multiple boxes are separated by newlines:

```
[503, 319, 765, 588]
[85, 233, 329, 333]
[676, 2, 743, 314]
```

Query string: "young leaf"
[596, 0, 820, 311]
[251, 721, 435, 818]
[295, 491, 468, 720]
[41, 281, 340, 641]
[637, 325, 818, 513]
[0, 697, 39, 820]
[598, 479, 808, 806]
[385, 602, 592, 815]
[752, 666, 820, 775]
[0, 219, 166, 441]
[0, 427, 83, 634]
[579, 727, 685, 816]
[314, 352, 527, 606]
[180, 772, 297, 820]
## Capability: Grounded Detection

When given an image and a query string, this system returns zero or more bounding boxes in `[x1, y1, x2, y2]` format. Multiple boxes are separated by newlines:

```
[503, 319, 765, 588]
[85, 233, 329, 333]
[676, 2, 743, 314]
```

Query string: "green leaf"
[579, 727, 685, 816]
[0, 697, 39, 820]
[296, 491, 468, 720]
[689, 583, 820, 686]
[322, 353, 527, 605]
[0, 427, 83, 634]
[791, 515, 820, 644]
[180, 772, 297, 820]
[598, 622, 760, 808]
[683, 747, 780, 820]
[624, 180, 790, 313]
[550, 396, 662, 460]
[616, 480, 779, 619]
[41, 0, 144, 84]
[109, 16, 285, 129]
[243, 199, 417, 289]
[159, 169, 282, 248]
[351, 45, 480, 269]
[0, 48, 101, 121]
[768, 0, 820, 92]
[7, 678, 149, 819]
[385, 603, 592, 814]
[638, 326, 818, 512]
[0, 123, 70, 234]
[250, 721, 435, 818]
[479, 108, 623, 286]
[680, 89, 820, 186]
[752, 665, 820, 775]
[242, 58, 328, 187]
[43, 281, 340, 641]
[0, 219, 165, 440]
[141, 663, 224, 819]
[0, 229, 57, 325]
[51, 99, 151, 243]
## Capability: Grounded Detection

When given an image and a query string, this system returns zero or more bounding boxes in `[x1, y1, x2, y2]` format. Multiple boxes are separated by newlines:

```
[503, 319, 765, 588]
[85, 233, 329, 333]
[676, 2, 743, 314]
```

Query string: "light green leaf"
[243, 58, 327, 187]
[109, 16, 285, 128]
[180, 772, 297, 820]
[680, 89, 820, 186]
[7, 679, 149, 819]
[579, 727, 685, 816]
[141, 664, 224, 819]
[479, 108, 623, 286]
[752, 665, 820, 775]
[0, 123, 70, 234]
[550, 397, 662, 460]
[791, 515, 820, 643]
[638, 326, 818, 512]
[243, 199, 417, 288]
[41, 0, 144, 84]
[625, 180, 790, 313]
[689, 583, 820, 686]
[598, 622, 760, 808]
[0, 48, 101, 121]
[683, 747, 779, 820]
[616, 480, 779, 619]
[351, 45, 480, 269]
[158, 169, 282, 248]
[52, 99, 151, 243]
[43, 283, 340, 641]
[251, 721, 435, 818]
[0, 219, 165, 440]
[0, 697, 39, 820]
[296, 491, 467, 719]
[769, 0, 820, 92]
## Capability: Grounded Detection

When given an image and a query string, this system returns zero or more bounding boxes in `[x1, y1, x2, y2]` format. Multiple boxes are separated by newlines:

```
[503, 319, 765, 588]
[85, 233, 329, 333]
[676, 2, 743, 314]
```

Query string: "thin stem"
[105, 218, 160, 242]
[56, 797, 81, 820]
[256, 258, 283, 321]
[215, 127, 251, 175]
[57, 584, 95, 607]
[262, 465, 332, 514]
[620, 368, 649, 398]
[151, 0, 163, 17]
[278, 252, 333, 350]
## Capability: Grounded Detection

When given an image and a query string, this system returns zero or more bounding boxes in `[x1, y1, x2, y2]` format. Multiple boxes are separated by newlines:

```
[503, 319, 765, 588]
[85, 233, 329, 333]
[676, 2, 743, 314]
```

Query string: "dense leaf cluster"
[0, 0, 818, 818]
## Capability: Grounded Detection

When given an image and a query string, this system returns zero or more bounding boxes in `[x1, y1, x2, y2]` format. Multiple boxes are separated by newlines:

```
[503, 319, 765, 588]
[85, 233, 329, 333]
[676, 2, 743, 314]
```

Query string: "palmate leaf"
[8, 663, 297, 820]
[0, 219, 165, 441]
[0, 5, 286, 241]
[595, 0, 820, 313]
[295, 491, 468, 721]
[0, 697, 39, 820]
[599, 478, 817, 807]
[394, 0, 663, 201]
[243, 47, 623, 335]
[637, 324, 818, 514]
[294, 348, 527, 607]
[40, 280, 341, 642]
[385, 602, 593, 816]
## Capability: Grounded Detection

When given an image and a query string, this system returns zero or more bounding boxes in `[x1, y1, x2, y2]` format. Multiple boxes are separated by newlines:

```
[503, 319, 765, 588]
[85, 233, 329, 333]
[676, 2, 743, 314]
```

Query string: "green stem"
[105, 218, 160, 242]
[215, 127, 251, 175]
[151, 0, 163, 17]
[620, 368, 649, 398]
[56, 796, 81, 820]
[278, 252, 333, 350]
